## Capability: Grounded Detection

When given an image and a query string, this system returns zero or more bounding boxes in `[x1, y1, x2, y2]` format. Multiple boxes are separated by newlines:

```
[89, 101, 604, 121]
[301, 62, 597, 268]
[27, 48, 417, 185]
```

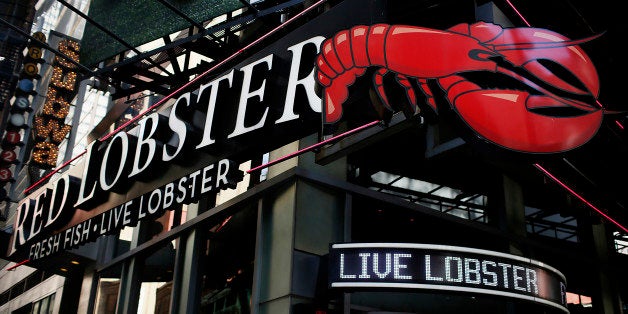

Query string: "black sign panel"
[329, 243, 568, 313]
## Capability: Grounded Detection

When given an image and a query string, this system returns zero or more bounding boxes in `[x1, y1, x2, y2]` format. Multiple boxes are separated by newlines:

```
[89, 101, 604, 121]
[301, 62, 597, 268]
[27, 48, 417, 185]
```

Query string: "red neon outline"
[247, 120, 381, 173]
[534, 163, 628, 233]
[5, 259, 30, 271]
[24, 151, 86, 194]
[24, 2, 624, 233]
[505, 2, 626, 232]
[99, 0, 326, 142]
[504, 0, 531, 27]
[23, 0, 327, 194]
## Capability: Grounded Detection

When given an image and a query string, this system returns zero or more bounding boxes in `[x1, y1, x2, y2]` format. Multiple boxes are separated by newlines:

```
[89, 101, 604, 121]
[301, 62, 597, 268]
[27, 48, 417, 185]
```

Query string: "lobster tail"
[316, 24, 391, 123]
[316, 25, 381, 83]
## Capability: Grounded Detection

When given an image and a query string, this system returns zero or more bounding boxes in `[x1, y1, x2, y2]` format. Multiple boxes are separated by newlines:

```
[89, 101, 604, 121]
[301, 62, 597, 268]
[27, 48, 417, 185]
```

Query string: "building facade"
[1, 0, 628, 313]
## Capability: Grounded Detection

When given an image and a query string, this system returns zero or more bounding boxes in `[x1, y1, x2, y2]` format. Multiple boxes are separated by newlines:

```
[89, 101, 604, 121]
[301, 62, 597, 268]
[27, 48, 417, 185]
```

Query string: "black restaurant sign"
[8, 0, 386, 261]
[23, 159, 243, 261]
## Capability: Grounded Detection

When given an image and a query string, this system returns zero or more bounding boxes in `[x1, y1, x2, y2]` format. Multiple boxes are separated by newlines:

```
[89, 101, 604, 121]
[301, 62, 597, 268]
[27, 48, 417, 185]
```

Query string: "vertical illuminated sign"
[31, 39, 79, 168]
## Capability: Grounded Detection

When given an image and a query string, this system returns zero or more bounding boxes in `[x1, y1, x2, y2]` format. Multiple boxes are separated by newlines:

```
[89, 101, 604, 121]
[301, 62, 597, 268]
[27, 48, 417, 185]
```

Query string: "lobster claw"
[451, 22, 602, 113]
[481, 24, 601, 107]
[439, 75, 602, 153]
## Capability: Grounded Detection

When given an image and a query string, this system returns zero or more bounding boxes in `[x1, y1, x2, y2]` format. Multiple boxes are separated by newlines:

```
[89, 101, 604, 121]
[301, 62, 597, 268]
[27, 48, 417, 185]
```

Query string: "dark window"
[31, 293, 55, 314]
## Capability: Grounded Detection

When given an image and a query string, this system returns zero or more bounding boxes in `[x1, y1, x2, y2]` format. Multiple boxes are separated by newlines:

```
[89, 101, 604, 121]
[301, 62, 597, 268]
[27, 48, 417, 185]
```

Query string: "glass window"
[112, 205, 184, 259]
[32, 301, 40, 314]
[46, 294, 55, 314]
[136, 239, 176, 314]
[97, 229, 179, 314]
[198, 204, 257, 313]
[39, 295, 49, 314]
[94, 266, 122, 314]
[31, 293, 55, 314]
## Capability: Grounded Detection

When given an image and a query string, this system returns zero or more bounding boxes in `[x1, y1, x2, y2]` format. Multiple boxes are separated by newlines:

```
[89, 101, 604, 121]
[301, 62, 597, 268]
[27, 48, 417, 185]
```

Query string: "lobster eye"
[537, 59, 587, 92]
[469, 49, 501, 62]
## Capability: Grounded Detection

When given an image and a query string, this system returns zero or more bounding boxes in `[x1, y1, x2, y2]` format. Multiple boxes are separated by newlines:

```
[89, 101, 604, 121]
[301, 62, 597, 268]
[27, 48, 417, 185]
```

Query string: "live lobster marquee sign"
[329, 243, 569, 312]
[9, 1, 603, 307]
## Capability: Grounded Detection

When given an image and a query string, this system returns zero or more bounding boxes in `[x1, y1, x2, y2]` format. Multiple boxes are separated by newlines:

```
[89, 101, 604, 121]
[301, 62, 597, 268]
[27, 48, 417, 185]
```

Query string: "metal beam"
[239, 0, 259, 13]
[122, 77, 170, 95]
[94, 0, 305, 77]
[161, 35, 182, 74]
[125, 66, 169, 81]
[95, 167, 596, 275]
[0, 17, 98, 77]
[154, 0, 226, 46]
[155, 0, 204, 29]
[156, 0, 232, 46]
[55, 0, 173, 76]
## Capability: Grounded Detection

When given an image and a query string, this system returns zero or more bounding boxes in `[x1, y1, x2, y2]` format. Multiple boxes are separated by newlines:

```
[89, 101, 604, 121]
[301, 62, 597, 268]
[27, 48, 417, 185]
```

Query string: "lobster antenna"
[493, 32, 605, 51]
[602, 109, 627, 115]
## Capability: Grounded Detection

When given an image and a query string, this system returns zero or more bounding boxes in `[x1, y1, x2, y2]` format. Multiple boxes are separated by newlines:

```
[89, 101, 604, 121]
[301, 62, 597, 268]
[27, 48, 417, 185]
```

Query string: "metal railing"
[357, 170, 582, 243]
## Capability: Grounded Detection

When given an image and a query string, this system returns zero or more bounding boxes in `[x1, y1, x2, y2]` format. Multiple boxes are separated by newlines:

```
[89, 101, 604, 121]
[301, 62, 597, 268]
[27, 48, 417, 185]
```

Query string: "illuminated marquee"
[31, 39, 79, 168]
[329, 243, 568, 312]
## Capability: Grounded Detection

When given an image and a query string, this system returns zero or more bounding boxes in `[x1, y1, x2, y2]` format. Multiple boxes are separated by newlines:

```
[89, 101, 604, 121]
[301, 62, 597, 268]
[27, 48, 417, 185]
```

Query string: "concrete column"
[343, 193, 352, 314]
[501, 174, 527, 254]
[169, 196, 215, 314]
[114, 216, 155, 313]
[254, 181, 297, 314]
[485, 173, 526, 314]
[590, 222, 623, 314]
[59, 268, 84, 313]
[78, 263, 97, 314]
[115, 257, 142, 314]
[254, 134, 347, 313]
[115, 204, 179, 313]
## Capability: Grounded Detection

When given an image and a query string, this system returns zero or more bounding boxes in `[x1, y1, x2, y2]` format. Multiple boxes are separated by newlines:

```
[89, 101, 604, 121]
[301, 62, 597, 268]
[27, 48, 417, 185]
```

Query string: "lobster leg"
[418, 79, 437, 113]
[396, 75, 420, 118]
[373, 68, 394, 112]
[373, 68, 420, 118]
[395, 75, 418, 109]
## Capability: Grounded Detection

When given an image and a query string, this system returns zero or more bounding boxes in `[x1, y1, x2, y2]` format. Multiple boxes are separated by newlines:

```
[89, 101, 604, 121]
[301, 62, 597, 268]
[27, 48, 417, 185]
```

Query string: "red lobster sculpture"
[315, 22, 603, 153]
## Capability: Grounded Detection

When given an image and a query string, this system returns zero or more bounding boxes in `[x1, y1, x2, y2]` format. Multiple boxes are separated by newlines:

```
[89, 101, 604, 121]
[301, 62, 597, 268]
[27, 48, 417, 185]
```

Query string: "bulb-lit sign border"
[31, 38, 79, 168]
[329, 243, 568, 313]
